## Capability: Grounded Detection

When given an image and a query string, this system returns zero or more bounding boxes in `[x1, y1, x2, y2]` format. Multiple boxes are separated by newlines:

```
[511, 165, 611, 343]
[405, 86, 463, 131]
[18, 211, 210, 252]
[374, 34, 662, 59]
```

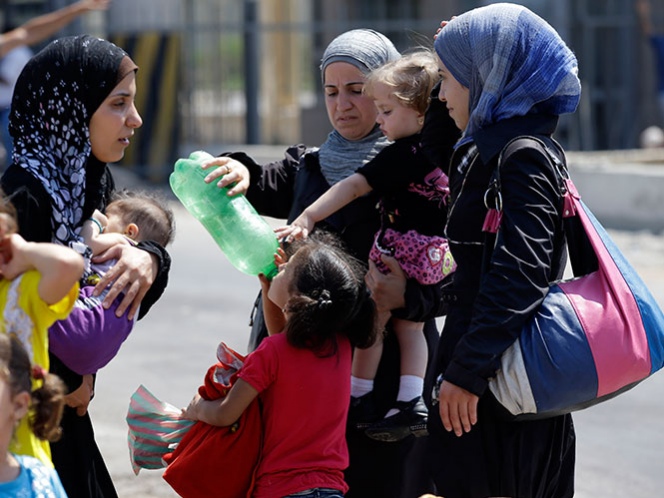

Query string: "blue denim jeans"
[283, 488, 344, 498]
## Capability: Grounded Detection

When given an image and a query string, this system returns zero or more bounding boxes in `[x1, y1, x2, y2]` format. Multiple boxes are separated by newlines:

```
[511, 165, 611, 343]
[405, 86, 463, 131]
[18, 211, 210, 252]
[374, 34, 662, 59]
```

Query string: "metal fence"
[4, 0, 663, 181]
[105, 0, 462, 179]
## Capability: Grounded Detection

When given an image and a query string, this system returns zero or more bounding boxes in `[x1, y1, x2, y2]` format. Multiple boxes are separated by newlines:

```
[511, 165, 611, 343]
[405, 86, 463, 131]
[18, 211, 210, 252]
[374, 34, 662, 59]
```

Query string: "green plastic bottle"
[170, 151, 279, 279]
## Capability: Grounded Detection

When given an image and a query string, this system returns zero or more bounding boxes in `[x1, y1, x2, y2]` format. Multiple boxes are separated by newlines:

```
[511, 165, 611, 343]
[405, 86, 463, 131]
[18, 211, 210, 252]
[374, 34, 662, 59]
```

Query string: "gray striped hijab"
[318, 29, 400, 185]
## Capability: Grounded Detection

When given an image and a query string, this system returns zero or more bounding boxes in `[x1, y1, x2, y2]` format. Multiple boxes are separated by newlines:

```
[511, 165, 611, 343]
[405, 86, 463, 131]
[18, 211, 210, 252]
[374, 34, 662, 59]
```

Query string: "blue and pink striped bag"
[483, 137, 664, 419]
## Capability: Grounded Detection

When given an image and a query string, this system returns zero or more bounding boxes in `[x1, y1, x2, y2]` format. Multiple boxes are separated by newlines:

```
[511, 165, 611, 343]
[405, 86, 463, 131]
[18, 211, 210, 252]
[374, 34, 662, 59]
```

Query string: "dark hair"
[0, 334, 65, 442]
[283, 232, 377, 355]
[108, 189, 175, 246]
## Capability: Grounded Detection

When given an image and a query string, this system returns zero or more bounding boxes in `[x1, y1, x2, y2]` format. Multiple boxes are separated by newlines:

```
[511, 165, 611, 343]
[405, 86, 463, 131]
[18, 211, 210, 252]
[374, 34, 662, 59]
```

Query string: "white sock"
[396, 375, 424, 402]
[385, 375, 424, 418]
[351, 376, 374, 398]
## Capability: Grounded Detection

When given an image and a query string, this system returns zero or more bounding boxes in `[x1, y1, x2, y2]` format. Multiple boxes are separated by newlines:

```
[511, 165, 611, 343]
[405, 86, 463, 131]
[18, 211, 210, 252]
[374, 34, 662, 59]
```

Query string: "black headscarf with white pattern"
[8, 35, 137, 252]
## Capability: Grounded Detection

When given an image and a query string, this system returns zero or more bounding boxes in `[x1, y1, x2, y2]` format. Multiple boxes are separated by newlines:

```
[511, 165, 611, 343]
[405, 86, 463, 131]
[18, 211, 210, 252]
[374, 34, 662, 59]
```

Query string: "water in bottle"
[170, 151, 279, 278]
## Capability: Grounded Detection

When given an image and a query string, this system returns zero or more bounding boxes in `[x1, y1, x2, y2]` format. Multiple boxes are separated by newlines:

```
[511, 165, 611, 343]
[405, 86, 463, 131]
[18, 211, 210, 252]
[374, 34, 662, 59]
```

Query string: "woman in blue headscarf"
[426, 4, 580, 497]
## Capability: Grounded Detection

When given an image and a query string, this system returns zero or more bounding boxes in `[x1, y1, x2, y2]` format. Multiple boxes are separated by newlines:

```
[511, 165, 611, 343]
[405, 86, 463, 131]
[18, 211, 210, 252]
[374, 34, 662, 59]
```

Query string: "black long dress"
[426, 113, 576, 498]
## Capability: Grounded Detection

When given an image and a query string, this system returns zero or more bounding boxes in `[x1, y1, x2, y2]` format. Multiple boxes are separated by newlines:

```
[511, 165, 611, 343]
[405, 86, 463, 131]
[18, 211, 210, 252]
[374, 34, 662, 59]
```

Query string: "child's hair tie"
[31, 365, 46, 380]
[316, 289, 333, 310]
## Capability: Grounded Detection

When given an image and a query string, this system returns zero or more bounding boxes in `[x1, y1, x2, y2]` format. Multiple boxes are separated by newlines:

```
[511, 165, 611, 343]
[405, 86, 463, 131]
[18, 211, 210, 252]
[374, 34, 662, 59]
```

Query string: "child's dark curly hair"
[282, 232, 377, 355]
[0, 334, 65, 442]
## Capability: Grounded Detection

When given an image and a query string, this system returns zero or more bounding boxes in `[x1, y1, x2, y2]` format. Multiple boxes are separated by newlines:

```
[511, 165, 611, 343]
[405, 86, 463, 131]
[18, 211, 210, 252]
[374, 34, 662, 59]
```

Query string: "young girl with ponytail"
[183, 233, 377, 498]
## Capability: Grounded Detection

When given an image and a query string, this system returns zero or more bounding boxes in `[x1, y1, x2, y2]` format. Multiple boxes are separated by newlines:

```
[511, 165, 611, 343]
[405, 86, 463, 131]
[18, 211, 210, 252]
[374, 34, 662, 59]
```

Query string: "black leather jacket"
[433, 114, 568, 396]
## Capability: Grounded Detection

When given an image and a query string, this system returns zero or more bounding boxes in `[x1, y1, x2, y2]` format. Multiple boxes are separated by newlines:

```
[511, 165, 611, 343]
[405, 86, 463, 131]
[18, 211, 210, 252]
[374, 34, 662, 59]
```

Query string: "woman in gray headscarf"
[201, 28, 459, 498]
[426, 4, 579, 497]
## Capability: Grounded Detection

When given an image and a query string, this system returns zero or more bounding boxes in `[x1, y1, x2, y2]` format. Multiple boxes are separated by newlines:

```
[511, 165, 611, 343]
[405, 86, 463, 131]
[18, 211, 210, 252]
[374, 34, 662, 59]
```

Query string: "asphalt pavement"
[87, 165, 664, 498]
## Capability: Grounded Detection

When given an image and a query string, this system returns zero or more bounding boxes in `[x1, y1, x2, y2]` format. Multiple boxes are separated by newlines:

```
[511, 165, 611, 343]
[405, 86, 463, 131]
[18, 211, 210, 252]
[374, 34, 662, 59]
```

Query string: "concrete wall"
[567, 150, 664, 232]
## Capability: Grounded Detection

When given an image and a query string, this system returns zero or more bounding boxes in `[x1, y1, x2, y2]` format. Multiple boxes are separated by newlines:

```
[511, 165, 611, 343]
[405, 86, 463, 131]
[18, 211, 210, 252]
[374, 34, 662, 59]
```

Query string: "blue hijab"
[434, 3, 581, 147]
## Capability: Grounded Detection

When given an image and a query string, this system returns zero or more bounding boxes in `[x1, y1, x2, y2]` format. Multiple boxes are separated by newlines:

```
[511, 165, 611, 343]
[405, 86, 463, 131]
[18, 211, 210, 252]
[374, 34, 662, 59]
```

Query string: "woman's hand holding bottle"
[201, 157, 251, 197]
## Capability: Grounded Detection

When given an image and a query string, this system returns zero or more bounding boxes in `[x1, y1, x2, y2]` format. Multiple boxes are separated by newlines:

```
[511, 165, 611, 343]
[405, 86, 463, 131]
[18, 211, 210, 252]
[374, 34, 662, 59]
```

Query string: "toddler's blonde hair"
[364, 50, 440, 114]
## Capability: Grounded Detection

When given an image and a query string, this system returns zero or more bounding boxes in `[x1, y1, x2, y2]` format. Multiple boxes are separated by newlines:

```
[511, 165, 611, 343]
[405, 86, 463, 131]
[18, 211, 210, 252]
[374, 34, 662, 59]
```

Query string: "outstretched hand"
[259, 247, 288, 335]
[258, 245, 287, 296]
[273, 224, 305, 243]
[274, 213, 314, 243]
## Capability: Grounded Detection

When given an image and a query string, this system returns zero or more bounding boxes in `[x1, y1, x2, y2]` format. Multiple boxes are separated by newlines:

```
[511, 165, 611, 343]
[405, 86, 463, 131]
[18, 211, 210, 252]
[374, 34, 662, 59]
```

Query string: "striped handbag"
[483, 137, 664, 419]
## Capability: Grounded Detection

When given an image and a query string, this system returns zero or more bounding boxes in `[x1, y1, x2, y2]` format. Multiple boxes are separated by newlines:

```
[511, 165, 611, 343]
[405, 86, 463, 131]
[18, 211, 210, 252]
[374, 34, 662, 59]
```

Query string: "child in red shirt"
[183, 234, 376, 498]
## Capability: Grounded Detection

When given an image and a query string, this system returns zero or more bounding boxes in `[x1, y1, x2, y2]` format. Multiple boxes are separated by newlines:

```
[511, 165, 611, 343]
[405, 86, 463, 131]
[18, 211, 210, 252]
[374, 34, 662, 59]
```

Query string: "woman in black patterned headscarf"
[1, 35, 171, 498]
[7, 35, 138, 248]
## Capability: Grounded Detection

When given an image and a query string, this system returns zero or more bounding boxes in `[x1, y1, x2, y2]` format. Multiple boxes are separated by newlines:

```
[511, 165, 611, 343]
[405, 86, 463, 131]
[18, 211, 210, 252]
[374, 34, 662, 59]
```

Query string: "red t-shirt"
[239, 332, 351, 498]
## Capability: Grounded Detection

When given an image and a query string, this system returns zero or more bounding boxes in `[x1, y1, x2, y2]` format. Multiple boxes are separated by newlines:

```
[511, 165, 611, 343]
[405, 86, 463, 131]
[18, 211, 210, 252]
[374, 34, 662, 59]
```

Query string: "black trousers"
[426, 393, 576, 498]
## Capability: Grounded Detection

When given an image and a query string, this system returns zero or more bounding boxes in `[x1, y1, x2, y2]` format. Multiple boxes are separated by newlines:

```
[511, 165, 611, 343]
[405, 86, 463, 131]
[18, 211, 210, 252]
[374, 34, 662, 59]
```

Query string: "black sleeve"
[135, 240, 171, 321]
[358, 141, 422, 195]
[219, 144, 306, 219]
[420, 81, 461, 174]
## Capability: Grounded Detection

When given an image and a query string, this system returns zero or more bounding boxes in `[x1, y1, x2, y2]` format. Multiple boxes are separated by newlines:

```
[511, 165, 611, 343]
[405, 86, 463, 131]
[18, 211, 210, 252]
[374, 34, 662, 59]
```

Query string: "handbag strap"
[483, 136, 568, 232]
[481, 136, 598, 278]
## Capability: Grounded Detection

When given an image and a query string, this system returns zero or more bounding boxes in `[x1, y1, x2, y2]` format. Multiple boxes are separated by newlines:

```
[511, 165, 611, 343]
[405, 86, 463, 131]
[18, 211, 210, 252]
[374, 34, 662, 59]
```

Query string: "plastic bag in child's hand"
[126, 385, 195, 475]
[162, 342, 262, 498]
